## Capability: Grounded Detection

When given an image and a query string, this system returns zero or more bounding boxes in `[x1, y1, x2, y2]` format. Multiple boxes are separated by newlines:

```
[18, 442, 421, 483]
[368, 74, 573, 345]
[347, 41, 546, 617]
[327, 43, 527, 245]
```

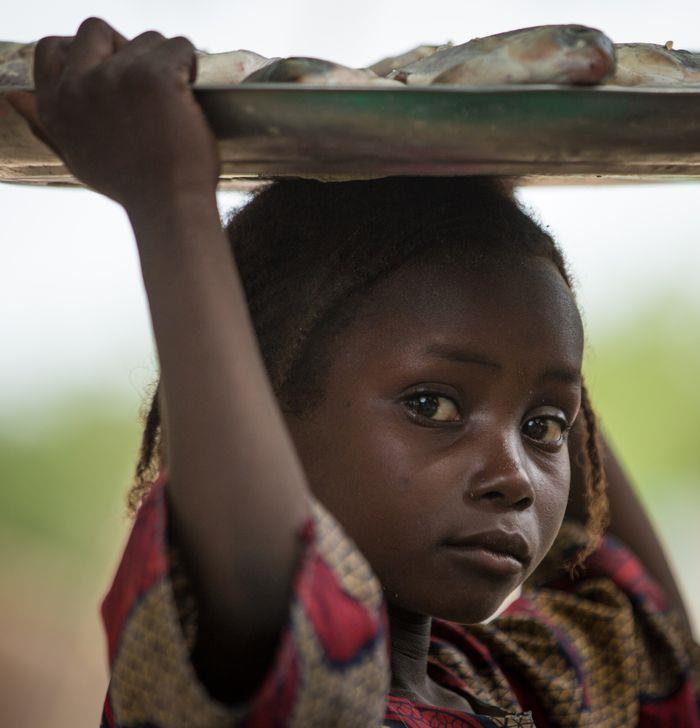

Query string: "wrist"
[126, 184, 221, 237]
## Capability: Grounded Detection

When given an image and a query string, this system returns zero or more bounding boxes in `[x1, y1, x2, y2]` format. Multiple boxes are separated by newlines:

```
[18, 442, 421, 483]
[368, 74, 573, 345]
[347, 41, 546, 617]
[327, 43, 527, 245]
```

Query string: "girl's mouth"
[442, 543, 524, 577]
[441, 529, 532, 577]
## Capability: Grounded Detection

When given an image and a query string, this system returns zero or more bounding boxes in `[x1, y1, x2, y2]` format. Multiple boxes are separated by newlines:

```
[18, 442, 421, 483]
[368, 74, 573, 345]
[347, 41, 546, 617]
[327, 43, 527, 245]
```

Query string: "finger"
[33, 36, 72, 89]
[113, 32, 128, 53]
[96, 30, 168, 82]
[100, 29, 167, 71]
[62, 17, 128, 78]
[5, 90, 40, 127]
[142, 36, 198, 86]
[4, 90, 62, 157]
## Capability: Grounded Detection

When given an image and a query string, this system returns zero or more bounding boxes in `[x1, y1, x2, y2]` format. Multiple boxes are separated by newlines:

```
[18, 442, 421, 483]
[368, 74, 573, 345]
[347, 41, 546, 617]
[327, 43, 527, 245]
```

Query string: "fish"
[0, 42, 277, 88]
[6, 30, 700, 92]
[195, 49, 278, 86]
[0, 42, 401, 90]
[242, 57, 403, 86]
[368, 43, 449, 78]
[0, 41, 35, 87]
[391, 25, 616, 86]
[603, 42, 700, 86]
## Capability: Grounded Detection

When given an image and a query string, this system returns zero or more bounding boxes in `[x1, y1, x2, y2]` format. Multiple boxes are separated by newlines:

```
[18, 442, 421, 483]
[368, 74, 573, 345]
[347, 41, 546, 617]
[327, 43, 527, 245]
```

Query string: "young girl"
[10, 18, 698, 728]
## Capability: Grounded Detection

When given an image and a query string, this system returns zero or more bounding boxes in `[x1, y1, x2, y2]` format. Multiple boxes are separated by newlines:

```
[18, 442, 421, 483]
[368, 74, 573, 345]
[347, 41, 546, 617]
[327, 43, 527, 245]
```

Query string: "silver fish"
[604, 42, 700, 86]
[0, 41, 35, 87]
[393, 25, 616, 86]
[0, 42, 277, 88]
[242, 57, 402, 86]
[368, 43, 449, 78]
[195, 49, 278, 86]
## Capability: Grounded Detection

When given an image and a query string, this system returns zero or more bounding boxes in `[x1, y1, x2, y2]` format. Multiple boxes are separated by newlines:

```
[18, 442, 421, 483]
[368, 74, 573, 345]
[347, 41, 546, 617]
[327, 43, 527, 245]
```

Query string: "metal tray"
[2, 83, 700, 190]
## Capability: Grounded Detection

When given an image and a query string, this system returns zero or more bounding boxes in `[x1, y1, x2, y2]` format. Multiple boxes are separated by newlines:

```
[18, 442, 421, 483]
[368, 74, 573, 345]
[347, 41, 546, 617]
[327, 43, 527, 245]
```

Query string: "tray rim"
[4, 83, 700, 95]
[3, 82, 700, 188]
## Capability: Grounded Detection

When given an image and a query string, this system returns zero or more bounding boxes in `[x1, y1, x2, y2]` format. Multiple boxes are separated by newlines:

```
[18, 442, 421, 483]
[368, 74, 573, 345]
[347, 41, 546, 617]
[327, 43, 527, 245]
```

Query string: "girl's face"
[285, 254, 583, 624]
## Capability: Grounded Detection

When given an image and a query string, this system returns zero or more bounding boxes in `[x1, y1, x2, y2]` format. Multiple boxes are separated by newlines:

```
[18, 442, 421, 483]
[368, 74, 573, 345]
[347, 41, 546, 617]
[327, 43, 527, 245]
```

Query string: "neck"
[387, 602, 433, 698]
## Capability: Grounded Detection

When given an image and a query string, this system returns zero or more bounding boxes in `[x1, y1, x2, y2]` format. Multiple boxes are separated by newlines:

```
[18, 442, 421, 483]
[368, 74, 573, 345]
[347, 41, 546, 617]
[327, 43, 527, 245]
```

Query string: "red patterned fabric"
[100, 473, 699, 727]
[101, 477, 168, 663]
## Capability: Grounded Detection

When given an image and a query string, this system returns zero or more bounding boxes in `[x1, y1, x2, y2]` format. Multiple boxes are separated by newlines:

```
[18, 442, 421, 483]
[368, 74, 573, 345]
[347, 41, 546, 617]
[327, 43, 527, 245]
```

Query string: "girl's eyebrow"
[423, 343, 501, 370]
[538, 367, 581, 386]
[423, 344, 581, 386]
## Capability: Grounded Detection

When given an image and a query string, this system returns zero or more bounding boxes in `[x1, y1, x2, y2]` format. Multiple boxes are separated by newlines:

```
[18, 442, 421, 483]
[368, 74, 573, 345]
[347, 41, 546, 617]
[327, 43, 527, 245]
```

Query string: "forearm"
[128, 191, 310, 642]
[569, 431, 693, 634]
[12, 19, 310, 699]
[602, 441, 693, 634]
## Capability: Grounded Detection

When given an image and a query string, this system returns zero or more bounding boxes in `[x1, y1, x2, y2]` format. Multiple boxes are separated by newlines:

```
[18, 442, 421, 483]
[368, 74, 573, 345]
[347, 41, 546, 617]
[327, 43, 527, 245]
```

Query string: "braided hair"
[127, 176, 608, 569]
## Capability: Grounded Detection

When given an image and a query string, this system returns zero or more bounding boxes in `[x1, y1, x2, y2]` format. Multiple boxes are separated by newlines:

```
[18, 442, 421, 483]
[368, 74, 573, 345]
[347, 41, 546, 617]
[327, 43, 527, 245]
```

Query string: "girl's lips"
[442, 543, 524, 577]
[441, 529, 532, 576]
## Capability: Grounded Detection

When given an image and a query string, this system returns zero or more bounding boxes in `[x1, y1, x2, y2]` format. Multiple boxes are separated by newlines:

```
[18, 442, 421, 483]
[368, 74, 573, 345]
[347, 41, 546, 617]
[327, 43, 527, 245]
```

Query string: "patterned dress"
[100, 471, 699, 727]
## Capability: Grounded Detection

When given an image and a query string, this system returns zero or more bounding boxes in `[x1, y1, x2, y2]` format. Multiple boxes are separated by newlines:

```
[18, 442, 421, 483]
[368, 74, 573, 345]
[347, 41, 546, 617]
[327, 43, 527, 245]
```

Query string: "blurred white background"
[1, 2, 699, 726]
[2, 0, 700, 413]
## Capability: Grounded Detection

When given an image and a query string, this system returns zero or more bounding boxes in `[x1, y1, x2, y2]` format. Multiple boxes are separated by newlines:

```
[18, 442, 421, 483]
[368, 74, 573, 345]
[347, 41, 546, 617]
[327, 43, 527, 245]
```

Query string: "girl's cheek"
[536, 466, 570, 529]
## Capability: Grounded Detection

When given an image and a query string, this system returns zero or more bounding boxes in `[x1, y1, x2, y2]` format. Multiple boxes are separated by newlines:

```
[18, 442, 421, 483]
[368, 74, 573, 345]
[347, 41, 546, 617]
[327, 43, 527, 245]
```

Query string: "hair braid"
[569, 381, 609, 571]
[128, 381, 164, 514]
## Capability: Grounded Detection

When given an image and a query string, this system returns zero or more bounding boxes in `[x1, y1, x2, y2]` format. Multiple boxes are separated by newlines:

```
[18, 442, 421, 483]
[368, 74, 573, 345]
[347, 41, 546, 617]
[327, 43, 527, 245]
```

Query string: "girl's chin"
[429, 604, 509, 625]
[406, 583, 525, 625]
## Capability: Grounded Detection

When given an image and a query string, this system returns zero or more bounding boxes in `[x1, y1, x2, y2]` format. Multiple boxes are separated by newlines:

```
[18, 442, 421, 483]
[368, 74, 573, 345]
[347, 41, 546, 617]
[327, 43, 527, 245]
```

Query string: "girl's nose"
[465, 449, 535, 512]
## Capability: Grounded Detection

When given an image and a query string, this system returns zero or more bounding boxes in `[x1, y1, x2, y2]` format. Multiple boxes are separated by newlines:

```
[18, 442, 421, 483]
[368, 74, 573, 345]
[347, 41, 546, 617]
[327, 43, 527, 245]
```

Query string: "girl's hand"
[6, 17, 220, 209]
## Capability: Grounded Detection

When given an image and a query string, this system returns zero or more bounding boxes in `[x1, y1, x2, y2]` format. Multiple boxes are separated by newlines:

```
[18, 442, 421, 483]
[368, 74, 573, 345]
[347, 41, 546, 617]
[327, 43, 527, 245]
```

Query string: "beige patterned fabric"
[450, 521, 699, 727]
[106, 492, 389, 727]
[109, 579, 246, 728]
[104, 483, 699, 727]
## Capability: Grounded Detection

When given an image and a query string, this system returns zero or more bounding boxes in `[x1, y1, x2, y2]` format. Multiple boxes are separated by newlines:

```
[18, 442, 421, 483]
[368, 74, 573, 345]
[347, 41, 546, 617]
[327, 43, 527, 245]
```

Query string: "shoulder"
[101, 474, 390, 727]
[430, 520, 699, 726]
[525, 519, 670, 608]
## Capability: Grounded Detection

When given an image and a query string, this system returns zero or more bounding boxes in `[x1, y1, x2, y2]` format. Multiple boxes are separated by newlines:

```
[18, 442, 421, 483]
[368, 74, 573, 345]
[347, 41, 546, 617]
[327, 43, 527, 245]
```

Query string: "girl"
[9, 17, 698, 728]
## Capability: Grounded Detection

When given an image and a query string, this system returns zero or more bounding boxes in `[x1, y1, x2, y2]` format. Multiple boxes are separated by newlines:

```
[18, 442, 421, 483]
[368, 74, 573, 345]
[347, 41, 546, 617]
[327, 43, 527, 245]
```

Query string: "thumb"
[5, 90, 63, 158]
[5, 90, 40, 125]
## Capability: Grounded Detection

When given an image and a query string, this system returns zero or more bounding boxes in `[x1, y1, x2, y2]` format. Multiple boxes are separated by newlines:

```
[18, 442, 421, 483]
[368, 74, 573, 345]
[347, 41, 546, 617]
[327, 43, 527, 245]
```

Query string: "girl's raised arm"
[9, 17, 312, 695]
[568, 426, 693, 635]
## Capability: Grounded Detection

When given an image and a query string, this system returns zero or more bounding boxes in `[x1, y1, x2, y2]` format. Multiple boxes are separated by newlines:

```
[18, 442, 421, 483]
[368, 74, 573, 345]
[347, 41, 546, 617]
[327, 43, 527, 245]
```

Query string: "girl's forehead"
[364, 255, 576, 315]
[344, 255, 584, 365]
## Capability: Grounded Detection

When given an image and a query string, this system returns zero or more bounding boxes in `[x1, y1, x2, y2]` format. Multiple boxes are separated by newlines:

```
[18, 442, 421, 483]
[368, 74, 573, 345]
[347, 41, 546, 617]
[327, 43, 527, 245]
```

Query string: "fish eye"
[403, 391, 461, 424]
[522, 415, 568, 446]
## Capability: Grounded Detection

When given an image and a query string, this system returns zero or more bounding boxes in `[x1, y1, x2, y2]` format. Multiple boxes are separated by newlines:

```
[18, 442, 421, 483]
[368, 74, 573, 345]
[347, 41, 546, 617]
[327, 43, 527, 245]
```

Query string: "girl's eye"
[403, 392, 461, 423]
[522, 416, 567, 446]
